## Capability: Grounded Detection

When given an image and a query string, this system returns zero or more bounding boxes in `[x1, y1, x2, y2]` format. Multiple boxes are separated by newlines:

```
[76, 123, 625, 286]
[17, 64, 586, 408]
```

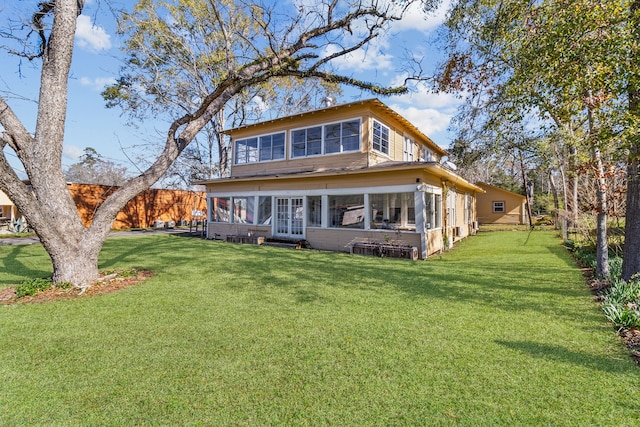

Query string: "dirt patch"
[0, 270, 153, 305]
[620, 328, 640, 365]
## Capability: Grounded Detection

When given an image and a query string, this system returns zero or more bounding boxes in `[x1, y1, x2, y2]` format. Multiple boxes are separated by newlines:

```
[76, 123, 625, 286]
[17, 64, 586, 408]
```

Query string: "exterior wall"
[68, 184, 207, 229]
[205, 222, 444, 257]
[0, 191, 19, 222]
[476, 183, 526, 225]
[203, 99, 483, 259]
[228, 100, 445, 178]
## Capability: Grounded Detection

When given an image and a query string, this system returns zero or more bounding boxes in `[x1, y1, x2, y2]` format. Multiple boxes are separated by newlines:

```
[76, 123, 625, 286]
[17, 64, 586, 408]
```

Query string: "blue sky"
[1, 0, 460, 177]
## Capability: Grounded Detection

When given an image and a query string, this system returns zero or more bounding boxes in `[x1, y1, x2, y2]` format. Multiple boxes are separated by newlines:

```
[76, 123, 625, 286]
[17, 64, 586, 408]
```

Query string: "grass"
[1, 230, 639, 425]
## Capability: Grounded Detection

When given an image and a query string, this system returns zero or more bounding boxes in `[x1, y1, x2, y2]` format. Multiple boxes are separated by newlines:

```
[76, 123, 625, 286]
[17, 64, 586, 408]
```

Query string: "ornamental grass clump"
[601, 275, 640, 330]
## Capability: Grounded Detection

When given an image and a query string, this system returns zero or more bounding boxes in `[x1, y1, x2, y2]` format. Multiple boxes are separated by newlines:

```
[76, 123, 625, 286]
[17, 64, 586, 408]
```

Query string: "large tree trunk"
[623, 153, 640, 281]
[548, 169, 560, 228]
[593, 145, 610, 279]
[569, 145, 579, 226]
[622, 0, 640, 282]
[45, 234, 102, 285]
[1, 0, 415, 288]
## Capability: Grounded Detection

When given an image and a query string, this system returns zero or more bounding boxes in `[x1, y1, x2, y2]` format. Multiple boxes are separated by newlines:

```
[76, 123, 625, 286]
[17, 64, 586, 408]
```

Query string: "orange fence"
[68, 183, 207, 229]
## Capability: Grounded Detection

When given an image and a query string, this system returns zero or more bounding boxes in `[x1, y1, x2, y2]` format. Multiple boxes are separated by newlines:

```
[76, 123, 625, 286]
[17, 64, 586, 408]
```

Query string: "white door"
[275, 197, 304, 238]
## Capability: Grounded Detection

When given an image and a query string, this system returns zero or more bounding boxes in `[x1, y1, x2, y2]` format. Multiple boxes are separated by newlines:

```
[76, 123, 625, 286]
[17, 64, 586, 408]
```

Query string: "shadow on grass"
[219, 241, 601, 324]
[0, 246, 52, 286]
[496, 340, 633, 374]
[99, 234, 207, 270]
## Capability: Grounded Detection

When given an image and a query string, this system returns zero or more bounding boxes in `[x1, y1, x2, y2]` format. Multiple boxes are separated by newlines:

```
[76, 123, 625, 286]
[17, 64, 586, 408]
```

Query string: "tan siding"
[476, 183, 526, 225]
[206, 169, 435, 194]
[232, 151, 368, 177]
[306, 228, 422, 255]
[227, 100, 445, 177]
[207, 223, 271, 239]
[427, 230, 444, 254]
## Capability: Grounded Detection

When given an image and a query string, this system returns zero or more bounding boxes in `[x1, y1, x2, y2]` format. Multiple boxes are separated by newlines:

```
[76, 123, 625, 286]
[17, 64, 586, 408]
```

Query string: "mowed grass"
[1, 230, 639, 425]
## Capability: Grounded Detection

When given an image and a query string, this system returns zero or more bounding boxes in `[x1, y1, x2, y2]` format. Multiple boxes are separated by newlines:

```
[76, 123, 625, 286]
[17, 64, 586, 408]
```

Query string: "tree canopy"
[0, 0, 431, 286]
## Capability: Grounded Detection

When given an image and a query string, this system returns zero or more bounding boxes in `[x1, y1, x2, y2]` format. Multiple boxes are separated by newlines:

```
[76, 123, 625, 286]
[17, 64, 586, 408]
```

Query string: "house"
[475, 182, 527, 225]
[1, 190, 19, 221]
[197, 99, 484, 259]
[1, 184, 207, 231]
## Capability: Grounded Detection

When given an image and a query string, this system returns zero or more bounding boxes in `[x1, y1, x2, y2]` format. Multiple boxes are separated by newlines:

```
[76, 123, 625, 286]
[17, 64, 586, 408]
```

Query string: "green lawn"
[1, 230, 639, 425]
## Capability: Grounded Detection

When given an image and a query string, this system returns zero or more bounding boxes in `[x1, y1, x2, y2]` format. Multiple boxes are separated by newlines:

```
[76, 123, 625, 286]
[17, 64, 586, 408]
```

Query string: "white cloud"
[79, 76, 116, 91]
[63, 145, 84, 161]
[391, 0, 452, 34]
[75, 15, 112, 51]
[391, 103, 452, 135]
[323, 35, 395, 74]
[385, 79, 464, 145]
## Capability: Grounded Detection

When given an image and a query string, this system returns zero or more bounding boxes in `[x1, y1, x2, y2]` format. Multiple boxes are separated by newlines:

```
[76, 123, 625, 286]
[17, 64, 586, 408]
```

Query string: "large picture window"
[211, 197, 230, 222]
[328, 194, 365, 229]
[233, 197, 255, 224]
[307, 196, 322, 227]
[370, 192, 415, 230]
[292, 119, 361, 158]
[372, 120, 390, 155]
[257, 196, 272, 225]
[235, 132, 285, 164]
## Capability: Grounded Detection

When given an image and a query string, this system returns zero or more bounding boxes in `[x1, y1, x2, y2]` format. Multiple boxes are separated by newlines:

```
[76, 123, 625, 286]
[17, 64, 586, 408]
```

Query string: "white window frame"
[420, 146, 434, 162]
[372, 120, 390, 156]
[234, 132, 285, 165]
[290, 118, 362, 159]
[493, 201, 505, 213]
[403, 135, 414, 162]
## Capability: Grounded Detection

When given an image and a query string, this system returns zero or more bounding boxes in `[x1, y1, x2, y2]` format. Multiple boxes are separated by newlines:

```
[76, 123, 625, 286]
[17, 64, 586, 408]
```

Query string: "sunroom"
[200, 162, 477, 259]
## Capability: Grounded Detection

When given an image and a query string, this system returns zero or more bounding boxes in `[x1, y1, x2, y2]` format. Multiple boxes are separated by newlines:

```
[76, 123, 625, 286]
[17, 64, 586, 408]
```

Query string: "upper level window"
[421, 146, 434, 162]
[403, 136, 414, 161]
[493, 201, 505, 213]
[292, 126, 322, 157]
[292, 119, 361, 158]
[259, 133, 285, 161]
[235, 132, 285, 165]
[325, 120, 360, 154]
[373, 120, 389, 155]
[235, 138, 258, 164]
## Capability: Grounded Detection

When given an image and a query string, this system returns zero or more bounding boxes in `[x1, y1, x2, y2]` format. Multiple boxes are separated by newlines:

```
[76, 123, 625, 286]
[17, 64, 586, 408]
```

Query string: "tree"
[159, 76, 342, 188]
[64, 147, 129, 186]
[622, 0, 640, 281]
[437, 0, 635, 279]
[0, 0, 427, 286]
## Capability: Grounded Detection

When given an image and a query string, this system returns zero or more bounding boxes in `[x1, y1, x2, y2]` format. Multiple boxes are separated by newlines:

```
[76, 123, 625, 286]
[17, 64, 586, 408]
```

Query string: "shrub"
[55, 281, 73, 290]
[601, 276, 640, 330]
[602, 302, 640, 330]
[15, 277, 53, 298]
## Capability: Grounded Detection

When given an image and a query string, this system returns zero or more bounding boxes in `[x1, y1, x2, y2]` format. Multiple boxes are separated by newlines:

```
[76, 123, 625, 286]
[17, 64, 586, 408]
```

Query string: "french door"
[275, 197, 304, 238]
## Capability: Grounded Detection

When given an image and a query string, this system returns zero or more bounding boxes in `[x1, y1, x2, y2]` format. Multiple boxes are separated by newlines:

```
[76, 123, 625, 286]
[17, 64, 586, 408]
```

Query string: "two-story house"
[197, 98, 483, 259]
